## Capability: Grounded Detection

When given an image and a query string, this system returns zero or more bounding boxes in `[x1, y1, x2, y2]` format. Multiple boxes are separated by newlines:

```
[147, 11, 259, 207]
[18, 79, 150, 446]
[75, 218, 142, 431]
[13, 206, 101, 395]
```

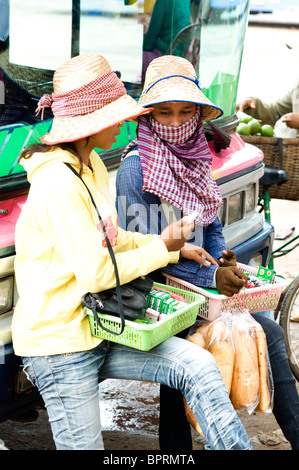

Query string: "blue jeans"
[22, 336, 252, 450]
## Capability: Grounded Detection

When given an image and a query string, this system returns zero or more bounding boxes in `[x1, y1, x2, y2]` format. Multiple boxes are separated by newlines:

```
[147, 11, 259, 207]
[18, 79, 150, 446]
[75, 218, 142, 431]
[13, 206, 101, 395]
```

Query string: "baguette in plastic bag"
[183, 311, 273, 436]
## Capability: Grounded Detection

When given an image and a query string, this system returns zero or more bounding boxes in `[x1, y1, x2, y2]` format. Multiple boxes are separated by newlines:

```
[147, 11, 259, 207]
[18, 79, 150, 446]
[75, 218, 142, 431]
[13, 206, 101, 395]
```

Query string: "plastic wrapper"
[274, 117, 297, 138]
[184, 310, 274, 437]
[229, 311, 274, 414]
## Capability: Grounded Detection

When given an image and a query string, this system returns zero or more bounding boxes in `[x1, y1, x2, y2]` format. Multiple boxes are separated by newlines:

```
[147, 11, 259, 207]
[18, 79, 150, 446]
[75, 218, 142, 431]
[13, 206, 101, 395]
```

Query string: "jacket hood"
[20, 148, 81, 183]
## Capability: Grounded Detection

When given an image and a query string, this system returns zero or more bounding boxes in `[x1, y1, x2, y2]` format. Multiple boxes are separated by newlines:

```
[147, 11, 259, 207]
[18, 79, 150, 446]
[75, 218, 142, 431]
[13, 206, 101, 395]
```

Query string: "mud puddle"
[99, 379, 160, 435]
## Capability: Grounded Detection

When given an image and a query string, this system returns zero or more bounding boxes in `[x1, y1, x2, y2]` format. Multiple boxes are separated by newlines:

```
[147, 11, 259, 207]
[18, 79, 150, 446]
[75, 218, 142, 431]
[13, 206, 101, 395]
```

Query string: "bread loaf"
[230, 327, 259, 410]
[253, 325, 271, 412]
[184, 320, 234, 437]
[187, 320, 234, 394]
[187, 331, 206, 349]
[184, 317, 270, 436]
[205, 319, 228, 346]
[208, 341, 234, 394]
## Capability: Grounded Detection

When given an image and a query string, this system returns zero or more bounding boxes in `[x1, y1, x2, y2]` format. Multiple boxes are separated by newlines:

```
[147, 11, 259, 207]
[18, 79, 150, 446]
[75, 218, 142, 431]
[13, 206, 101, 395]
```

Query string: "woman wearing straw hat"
[116, 55, 299, 451]
[11, 53, 252, 450]
[117, 55, 245, 296]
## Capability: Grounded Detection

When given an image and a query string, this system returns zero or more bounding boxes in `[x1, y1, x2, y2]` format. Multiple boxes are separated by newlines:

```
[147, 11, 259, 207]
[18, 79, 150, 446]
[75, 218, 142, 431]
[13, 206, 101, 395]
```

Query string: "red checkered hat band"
[36, 72, 126, 119]
[52, 72, 126, 117]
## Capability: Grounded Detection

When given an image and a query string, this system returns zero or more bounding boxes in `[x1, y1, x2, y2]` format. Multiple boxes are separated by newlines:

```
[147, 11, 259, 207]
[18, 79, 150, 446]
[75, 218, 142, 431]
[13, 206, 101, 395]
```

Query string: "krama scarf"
[122, 107, 222, 226]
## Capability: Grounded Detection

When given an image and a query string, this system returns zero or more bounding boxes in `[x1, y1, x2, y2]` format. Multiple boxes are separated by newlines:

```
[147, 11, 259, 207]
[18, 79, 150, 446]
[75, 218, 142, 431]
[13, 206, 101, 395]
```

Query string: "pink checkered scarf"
[35, 72, 126, 120]
[122, 108, 222, 226]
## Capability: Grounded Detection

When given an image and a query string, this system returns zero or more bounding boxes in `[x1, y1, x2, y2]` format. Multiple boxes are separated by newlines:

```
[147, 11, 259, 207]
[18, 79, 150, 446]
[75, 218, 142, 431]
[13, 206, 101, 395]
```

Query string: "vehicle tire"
[279, 275, 299, 382]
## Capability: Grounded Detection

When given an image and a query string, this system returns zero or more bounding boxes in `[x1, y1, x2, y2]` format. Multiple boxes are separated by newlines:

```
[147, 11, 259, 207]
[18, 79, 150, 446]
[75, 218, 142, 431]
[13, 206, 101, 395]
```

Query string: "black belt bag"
[64, 163, 153, 335]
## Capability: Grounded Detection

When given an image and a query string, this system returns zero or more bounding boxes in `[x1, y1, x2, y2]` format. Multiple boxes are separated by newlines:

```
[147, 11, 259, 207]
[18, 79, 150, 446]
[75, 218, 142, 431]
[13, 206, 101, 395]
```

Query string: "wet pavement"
[0, 379, 298, 451]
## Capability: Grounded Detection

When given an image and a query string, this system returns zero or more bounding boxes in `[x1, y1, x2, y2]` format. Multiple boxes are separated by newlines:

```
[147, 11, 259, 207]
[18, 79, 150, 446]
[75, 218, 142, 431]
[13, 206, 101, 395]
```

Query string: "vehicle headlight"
[218, 199, 227, 226]
[246, 184, 256, 214]
[0, 275, 14, 315]
[228, 192, 244, 225]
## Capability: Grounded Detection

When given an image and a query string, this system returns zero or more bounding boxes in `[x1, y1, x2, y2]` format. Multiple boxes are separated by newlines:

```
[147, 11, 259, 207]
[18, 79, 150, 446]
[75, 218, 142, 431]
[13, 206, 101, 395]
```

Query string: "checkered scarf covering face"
[122, 107, 222, 226]
[36, 72, 126, 119]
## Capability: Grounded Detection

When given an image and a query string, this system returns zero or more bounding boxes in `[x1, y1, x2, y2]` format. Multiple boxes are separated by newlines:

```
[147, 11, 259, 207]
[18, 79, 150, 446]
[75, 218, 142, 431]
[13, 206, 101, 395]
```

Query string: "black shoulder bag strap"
[64, 162, 125, 335]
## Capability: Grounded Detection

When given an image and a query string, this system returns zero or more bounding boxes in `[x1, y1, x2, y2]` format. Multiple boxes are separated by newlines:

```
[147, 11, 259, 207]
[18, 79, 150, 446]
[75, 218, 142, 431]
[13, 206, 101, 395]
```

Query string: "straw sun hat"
[139, 55, 223, 122]
[37, 53, 151, 145]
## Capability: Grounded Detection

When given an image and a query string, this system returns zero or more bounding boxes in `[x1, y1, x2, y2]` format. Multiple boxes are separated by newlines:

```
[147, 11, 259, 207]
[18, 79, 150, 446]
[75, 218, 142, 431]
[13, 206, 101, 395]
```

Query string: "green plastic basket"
[86, 283, 205, 351]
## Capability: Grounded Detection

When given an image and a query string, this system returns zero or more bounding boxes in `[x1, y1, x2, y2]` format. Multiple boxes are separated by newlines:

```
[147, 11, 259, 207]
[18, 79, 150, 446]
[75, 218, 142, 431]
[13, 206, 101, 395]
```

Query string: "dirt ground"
[0, 380, 298, 451]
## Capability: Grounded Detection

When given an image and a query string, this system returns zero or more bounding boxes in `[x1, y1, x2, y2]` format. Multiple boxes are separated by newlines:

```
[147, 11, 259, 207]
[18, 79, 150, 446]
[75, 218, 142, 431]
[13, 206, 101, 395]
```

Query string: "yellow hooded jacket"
[12, 148, 179, 356]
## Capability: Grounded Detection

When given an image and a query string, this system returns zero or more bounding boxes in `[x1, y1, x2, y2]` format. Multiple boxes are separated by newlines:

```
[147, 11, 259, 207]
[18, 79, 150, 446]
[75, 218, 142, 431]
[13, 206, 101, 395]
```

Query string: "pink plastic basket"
[163, 263, 288, 322]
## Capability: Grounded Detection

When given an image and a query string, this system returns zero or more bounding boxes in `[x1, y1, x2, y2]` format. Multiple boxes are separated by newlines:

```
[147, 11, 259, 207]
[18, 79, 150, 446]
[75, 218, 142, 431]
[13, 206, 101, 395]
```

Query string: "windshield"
[0, 0, 250, 180]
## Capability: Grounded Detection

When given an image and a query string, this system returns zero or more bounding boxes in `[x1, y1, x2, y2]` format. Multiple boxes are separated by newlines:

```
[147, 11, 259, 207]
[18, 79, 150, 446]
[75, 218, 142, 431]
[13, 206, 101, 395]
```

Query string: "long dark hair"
[20, 142, 84, 175]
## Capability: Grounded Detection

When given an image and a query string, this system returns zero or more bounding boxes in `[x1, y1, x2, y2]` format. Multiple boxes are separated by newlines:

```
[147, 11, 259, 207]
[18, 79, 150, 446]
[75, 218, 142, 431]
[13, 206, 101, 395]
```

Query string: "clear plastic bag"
[188, 316, 235, 395]
[274, 117, 297, 138]
[185, 310, 274, 417]
[228, 311, 273, 414]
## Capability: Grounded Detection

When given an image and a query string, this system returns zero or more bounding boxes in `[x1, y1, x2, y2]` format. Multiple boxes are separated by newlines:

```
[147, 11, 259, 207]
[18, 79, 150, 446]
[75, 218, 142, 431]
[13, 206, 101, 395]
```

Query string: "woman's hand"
[160, 219, 194, 252]
[235, 97, 256, 112]
[217, 249, 237, 267]
[282, 113, 299, 129]
[180, 243, 218, 266]
[216, 266, 249, 297]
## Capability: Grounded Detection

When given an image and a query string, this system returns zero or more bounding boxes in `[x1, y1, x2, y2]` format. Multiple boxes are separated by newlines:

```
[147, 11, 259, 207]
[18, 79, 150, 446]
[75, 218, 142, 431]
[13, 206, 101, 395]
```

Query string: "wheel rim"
[282, 281, 299, 380]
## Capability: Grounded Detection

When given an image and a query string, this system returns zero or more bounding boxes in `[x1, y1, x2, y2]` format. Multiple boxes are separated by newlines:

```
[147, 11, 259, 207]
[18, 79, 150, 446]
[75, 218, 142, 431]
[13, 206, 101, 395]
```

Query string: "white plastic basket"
[163, 263, 288, 322]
